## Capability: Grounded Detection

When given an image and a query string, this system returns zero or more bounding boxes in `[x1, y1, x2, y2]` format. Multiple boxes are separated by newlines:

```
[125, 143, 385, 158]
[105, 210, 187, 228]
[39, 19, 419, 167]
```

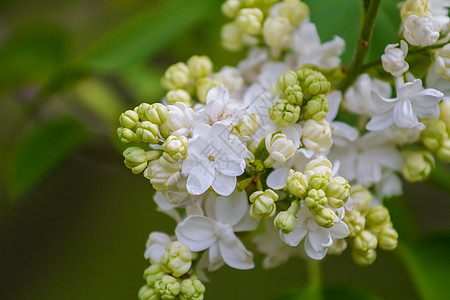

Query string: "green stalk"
[307, 260, 322, 300]
[338, 0, 383, 92]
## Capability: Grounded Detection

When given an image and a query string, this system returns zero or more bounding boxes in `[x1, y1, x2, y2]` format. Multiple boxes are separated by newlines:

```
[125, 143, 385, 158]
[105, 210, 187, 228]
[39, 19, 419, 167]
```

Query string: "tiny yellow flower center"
[209, 155, 215, 161]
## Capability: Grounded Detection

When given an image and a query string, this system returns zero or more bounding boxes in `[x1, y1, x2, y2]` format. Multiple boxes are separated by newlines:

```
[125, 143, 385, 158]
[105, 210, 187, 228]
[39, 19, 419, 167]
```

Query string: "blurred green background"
[0, 0, 449, 299]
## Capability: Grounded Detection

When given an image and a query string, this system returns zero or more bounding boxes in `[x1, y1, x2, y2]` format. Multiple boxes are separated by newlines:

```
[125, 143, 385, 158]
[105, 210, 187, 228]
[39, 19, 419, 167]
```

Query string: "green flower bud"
[343, 210, 366, 238]
[119, 110, 139, 129]
[274, 200, 300, 234]
[123, 147, 148, 174]
[304, 188, 328, 212]
[402, 150, 435, 182]
[302, 94, 329, 121]
[421, 119, 448, 151]
[350, 185, 373, 215]
[155, 275, 181, 300]
[160, 241, 192, 277]
[352, 248, 377, 267]
[249, 189, 279, 220]
[143, 264, 166, 287]
[278, 0, 309, 26]
[309, 174, 330, 190]
[269, 99, 301, 127]
[222, 0, 241, 18]
[179, 278, 206, 300]
[235, 113, 260, 137]
[263, 17, 291, 57]
[187, 55, 213, 78]
[353, 230, 378, 252]
[314, 207, 336, 228]
[277, 71, 299, 94]
[196, 77, 221, 103]
[138, 285, 158, 300]
[135, 103, 152, 121]
[286, 169, 309, 198]
[162, 135, 188, 162]
[136, 121, 160, 144]
[237, 8, 264, 35]
[117, 127, 138, 143]
[221, 22, 244, 51]
[365, 205, 391, 232]
[327, 238, 347, 255]
[439, 100, 450, 135]
[378, 227, 398, 251]
[304, 158, 333, 176]
[284, 85, 304, 105]
[437, 138, 450, 162]
[400, 0, 431, 22]
[161, 62, 190, 91]
[296, 68, 330, 100]
[146, 103, 169, 124]
[326, 176, 350, 208]
[166, 89, 192, 106]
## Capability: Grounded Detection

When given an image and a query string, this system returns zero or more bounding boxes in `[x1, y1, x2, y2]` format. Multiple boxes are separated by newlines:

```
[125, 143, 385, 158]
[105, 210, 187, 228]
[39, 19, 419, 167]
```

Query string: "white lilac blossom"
[381, 41, 409, 77]
[367, 79, 443, 131]
[182, 122, 248, 196]
[175, 191, 258, 270]
[403, 15, 441, 47]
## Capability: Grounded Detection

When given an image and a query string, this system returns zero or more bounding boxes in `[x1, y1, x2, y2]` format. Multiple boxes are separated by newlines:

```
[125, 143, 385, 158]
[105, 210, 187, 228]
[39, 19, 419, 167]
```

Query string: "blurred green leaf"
[120, 65, 164, 102]
[79, 0, 221, 72]
[428, 162, 450, 195]
[7, 117, 90, 199]
[384, 196, 419, 242]
[274, 286, 380, 300]
[397, 236, 450, 300]
[0, 25, 69, 89]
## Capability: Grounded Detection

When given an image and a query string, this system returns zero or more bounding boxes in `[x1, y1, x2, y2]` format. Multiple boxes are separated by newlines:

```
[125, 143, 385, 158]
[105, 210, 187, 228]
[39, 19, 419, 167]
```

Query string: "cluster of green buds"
[139, 241, 206, 300]
[249, 189, 279, 219]
[269, 67, 331, 127]
[402, 150, 435, 182]
[161, 55, 217, 104]
[419, 117, 450, 163]
[221, 0, 309, 56]
[343, 186, 398, 266]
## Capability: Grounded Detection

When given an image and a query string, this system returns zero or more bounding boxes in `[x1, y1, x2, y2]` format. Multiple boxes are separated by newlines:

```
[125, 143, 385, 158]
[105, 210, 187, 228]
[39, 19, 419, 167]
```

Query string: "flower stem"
[306, 260, 322, 300]
[338, 0, 383, 92]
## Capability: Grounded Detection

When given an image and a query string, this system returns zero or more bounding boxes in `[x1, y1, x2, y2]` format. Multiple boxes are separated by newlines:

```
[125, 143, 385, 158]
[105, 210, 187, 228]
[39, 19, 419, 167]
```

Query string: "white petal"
[186, 164, 215, 195]
[218, 237, 254, 270]
[305, 236, 327, 260]
[366, 110, 394, 131]
[215, 190, 248, 227]
[393, 99, 420, 128]
[175, 216, 217, 251]
[233, 211, 259, 232]
[308, 228, 332, 251]
[216, 158, 246, 176]
[267, 167, 290, 189]
[329, 221, 350, 239]
[281, 222, 308, 247]
[211, 172, 236, 196]
[208, 244, 225, 272]
[326, 90, 342, 121]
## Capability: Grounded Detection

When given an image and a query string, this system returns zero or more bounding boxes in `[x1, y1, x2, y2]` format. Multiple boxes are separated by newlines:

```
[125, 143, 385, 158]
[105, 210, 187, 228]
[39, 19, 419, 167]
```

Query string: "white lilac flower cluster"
[116, 1, 449, 299]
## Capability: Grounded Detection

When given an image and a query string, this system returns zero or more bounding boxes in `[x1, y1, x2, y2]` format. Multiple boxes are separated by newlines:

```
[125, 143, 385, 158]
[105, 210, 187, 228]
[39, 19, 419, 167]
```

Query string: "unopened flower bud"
[162, 135, 188, 162]
[123, 147, 148, 174]
[135, 103, 152, 121]
[378, 227, 398, 251]
[301, 119, 333, 152]
[146, 103, 169, 124]
[439, 101, 450, 135]
[179, 278, 206, 300]
[120, 110, 139, 129]
[143, 264, 165, 287]
[352, 248, 377, 266]
[187, 55, 213, 78]
[161, 62, 190, 91]
[249, 189, 279, 220]
[286, 170, 308, 198]
[222, 0, 241, 18]
[435, 45, 450, 79]
[304, 158, 333, 175]
[117, 127, 138, 143]
[327, 238, 347, 255]
[403, 15, 440, 47]
[160, 241, 192, 277]
[235, 113, 260, 137]
[138, 285, 157, 300]
[237, 8, 264, 35]
[314, 207, 336, 228]
[351, 185, 373, 215]
[263, 17, 291, 57]
[264, 133, 296, 167]
[421, 119, 448, 151]
[285, 85, 304, 105]
[278, 0, 309, 26]
[304, 189, 328, 212]
[326, 176, 350, 208]
[400, 0, 431, 22]
[381, 41, 409, 77]
[308, 173, 330, 190]
[353, 230, 378, 252]
[296, 68, 330, 100]
[136, 121, 160, 144]
[402, 150, 435, 182]
[302, 94, 329, 121]
[277, 71, 299, 93]
[144, 159, 181, 191]
[196, 77, 221, 103]
[274, 211, 296, 234]
[166, 90, 191, 106]
[365, 205, 391, 232]
[343, 210, 366, 238]
[437, 138, 450, 162]
[155, 275, 181, 300]
[269, 99, 301, 127]
[221, 22, 244, 51]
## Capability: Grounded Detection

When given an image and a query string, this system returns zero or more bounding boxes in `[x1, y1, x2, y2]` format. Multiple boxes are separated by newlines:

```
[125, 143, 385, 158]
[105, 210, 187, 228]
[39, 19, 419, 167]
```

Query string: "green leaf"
[7, 117, 90, 199]
[397, 236, 450, 300]
[428, 162, 450, 195]
[274, 286, 380, 300]
[79, 0, 222, 73]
